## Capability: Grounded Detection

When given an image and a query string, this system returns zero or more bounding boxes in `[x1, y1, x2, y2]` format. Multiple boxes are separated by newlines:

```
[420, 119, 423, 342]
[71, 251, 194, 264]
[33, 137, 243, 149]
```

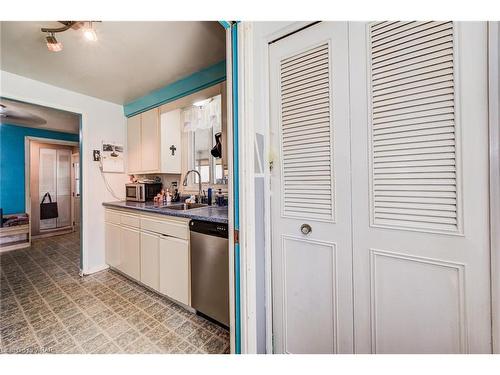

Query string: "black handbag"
[40, 192, 58, 220]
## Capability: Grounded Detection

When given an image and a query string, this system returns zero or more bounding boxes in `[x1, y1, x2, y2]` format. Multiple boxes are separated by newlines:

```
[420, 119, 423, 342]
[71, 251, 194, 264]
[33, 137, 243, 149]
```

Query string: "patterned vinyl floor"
[0, 231, 229, 354]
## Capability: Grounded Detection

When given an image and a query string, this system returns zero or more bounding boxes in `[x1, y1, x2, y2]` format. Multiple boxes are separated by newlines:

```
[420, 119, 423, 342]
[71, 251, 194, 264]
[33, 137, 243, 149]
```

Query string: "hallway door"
[269, 21, 492, 354]
[270, 22, 354, 353]
[31, 141, 75, 236]
[349, 21, 491, 354]
[72, 153, 80, 228]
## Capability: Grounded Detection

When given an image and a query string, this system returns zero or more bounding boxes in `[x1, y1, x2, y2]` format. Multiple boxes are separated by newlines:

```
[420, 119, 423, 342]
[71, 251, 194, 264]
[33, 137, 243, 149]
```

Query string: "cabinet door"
[160, 109, 181, 174]
[120, 226, 141, 280]
[159, 236, 190, 305]
[127, 115, 141, 173]
[141, 108, 160, 172]
[140, 231, 160, 291]
[105, 222, 121, 269]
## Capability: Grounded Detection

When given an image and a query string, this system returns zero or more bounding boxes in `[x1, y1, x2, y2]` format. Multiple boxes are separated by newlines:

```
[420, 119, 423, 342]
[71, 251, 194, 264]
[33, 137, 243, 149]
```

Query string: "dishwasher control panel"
[190, 220, 228, 239]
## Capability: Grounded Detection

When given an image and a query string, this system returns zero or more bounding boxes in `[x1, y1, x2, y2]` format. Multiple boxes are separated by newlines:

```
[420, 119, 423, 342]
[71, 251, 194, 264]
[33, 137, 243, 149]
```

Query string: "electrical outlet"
[93, 150, 101, 161]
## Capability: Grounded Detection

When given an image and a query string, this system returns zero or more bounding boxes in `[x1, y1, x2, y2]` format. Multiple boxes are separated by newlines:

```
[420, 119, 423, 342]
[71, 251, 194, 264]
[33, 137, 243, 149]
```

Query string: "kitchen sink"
[165, 203, 208, 211]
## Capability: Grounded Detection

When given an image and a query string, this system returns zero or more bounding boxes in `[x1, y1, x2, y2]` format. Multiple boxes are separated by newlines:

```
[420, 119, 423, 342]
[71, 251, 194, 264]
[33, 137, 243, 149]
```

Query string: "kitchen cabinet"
[140, 231, 160, 290]
[120, 226, 140, 280]
[126, 107, 181, 174]
[140, 108, 160, 172]
[160, 109, 181, 174]
[104, 208, 191, 306]
[127, 114, 142, 173]
[159, 235, 190, 306]
[105, 222, 121, 269]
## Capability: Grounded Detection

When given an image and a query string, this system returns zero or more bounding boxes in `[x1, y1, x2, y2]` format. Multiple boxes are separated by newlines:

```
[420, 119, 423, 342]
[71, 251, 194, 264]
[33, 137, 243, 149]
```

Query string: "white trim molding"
[238, 21, 258, 354]
[488, 21, 500, 354]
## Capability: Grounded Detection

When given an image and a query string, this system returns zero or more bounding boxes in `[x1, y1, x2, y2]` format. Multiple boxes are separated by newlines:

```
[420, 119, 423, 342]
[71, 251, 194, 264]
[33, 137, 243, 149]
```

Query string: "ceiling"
[0, 97, 80, 134]
[0, 21, 226, 104]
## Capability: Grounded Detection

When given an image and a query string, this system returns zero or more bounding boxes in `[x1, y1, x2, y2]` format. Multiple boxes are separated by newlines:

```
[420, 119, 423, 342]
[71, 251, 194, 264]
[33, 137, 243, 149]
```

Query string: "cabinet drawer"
[105, 209, 121, 224]
[121, 213, 140, 228]
[141, 217, 189, 240]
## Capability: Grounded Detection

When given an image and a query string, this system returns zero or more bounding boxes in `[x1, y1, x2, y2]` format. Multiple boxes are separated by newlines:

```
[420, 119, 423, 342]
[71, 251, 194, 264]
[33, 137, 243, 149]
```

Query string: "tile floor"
[0, 231, 229, 354]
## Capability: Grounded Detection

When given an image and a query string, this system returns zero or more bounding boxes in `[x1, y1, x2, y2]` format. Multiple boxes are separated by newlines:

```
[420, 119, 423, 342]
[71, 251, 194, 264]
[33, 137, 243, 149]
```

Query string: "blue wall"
[0, 123, 79, 215]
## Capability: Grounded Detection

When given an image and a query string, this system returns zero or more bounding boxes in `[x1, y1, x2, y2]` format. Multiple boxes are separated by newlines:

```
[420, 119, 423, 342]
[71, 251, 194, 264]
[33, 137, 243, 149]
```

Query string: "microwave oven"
[125, 182, 162, 202]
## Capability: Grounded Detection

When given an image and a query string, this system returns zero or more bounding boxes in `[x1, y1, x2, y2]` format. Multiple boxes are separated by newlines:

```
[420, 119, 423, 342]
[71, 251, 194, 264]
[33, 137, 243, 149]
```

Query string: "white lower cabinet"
[105, 208, 190, 306]
[140, 231, 160, 290]
[120, 226, 141, 281]
[105, 222, 121, 269]
[159, 236, 190, 306]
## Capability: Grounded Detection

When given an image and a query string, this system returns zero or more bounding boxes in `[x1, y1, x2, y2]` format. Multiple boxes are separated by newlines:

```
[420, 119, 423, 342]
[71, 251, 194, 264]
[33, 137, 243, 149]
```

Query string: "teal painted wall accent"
[218, 21, 231, 29]
[0, 123, 79, 215]
[123, 60, 227, 117]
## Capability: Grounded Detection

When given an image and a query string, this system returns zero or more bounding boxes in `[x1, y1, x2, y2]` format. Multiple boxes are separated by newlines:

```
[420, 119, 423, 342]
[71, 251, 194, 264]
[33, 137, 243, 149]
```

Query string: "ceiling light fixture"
[193, 99, 211, 107]
[82, 21, 98, 42]
[41, 21, 100, 52]
[46, 32, 63, 52]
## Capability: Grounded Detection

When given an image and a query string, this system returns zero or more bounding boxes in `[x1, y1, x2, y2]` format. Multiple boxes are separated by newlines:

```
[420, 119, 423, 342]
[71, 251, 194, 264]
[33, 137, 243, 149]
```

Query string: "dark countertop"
[102, 201, 228, 224]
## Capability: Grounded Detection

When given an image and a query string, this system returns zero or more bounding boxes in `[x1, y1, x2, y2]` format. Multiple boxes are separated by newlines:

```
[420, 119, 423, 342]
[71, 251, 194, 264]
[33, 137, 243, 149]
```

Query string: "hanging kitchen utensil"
[40, 192, 59, 220]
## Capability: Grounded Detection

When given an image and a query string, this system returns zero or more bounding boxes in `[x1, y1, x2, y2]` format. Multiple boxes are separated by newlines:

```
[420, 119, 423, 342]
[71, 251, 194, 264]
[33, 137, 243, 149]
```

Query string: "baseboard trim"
[81, 264, 109, 276]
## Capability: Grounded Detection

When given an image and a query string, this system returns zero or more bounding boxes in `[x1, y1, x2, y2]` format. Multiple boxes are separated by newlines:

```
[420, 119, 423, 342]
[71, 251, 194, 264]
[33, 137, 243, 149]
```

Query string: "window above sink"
[182, 93, 228, 189]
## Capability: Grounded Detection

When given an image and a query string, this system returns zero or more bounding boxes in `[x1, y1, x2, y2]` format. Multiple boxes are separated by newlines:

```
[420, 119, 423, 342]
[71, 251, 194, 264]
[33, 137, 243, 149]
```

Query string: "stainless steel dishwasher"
[190, 219, 229, 327]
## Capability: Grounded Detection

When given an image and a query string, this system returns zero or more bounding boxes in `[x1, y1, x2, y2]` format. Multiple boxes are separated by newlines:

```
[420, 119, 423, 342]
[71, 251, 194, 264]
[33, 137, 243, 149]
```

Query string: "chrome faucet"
[182, 170, 202, 203]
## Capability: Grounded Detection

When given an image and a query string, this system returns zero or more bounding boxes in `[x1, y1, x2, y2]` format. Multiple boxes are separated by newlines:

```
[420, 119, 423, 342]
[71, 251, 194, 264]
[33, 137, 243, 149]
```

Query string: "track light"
[82, 21, 98, 42]
[46, 33, 63, 52]
[41, 21, 100, 52]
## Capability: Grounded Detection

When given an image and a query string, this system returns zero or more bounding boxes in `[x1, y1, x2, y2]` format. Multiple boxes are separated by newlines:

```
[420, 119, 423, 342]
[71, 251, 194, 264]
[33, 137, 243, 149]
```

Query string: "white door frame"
[488, 21, 500, 354]
[5, 94, 86, 271]
[241, 21, 500, 354]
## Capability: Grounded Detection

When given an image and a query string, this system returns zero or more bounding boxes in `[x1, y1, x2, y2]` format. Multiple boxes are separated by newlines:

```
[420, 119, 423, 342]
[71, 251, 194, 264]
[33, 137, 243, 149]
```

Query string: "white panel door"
[39, 148, 57, 230]
[270, 22, 353, 354]
[349, 22, 491, 353]
[56, 149, 71, 228]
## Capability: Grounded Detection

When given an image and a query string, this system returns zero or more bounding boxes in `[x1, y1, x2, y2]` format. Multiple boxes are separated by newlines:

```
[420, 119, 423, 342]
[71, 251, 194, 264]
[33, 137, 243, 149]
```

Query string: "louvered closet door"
[349, 22, 491, 353]
[270, 22, 354, 353]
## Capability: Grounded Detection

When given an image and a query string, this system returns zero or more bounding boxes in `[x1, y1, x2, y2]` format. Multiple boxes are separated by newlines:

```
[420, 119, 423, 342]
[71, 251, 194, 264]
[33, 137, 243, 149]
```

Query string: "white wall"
[1, 70, 128, 274]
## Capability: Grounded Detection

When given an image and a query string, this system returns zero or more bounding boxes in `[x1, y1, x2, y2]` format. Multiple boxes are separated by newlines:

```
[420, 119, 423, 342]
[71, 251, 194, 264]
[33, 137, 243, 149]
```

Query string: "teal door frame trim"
[219, 21, 232, 30]
[123, 60, 226, 117]
[230, 22, 241, 354]
[219, 19, 242, 354]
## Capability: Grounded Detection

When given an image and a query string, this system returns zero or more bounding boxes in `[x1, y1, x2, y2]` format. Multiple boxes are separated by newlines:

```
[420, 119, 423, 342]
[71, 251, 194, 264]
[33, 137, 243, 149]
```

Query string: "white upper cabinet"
[127, 114, 142, 173]
[140, 108, 160, 172]
[160, 109, 182, 174]
[126, 107, 182, 174]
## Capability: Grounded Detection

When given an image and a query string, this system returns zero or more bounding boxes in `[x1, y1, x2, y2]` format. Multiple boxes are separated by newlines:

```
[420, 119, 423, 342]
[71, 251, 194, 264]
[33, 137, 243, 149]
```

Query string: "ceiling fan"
[0, 103, 47, 126]
[41, 21, 99, 52]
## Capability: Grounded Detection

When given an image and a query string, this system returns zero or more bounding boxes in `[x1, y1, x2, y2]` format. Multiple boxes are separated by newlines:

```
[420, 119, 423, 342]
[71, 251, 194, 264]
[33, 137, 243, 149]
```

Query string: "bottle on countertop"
[207, 188, 213, 206]
[216, 189, 225, 206]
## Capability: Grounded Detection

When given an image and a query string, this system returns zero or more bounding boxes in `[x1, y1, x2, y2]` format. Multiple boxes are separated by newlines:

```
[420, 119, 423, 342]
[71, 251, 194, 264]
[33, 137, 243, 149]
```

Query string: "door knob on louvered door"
[300, 224, 312, 235]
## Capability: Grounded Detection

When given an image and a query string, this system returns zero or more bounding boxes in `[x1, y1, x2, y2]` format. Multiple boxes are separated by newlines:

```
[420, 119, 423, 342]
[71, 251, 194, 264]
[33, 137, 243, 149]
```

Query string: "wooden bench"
[0, 213, 31, 253]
